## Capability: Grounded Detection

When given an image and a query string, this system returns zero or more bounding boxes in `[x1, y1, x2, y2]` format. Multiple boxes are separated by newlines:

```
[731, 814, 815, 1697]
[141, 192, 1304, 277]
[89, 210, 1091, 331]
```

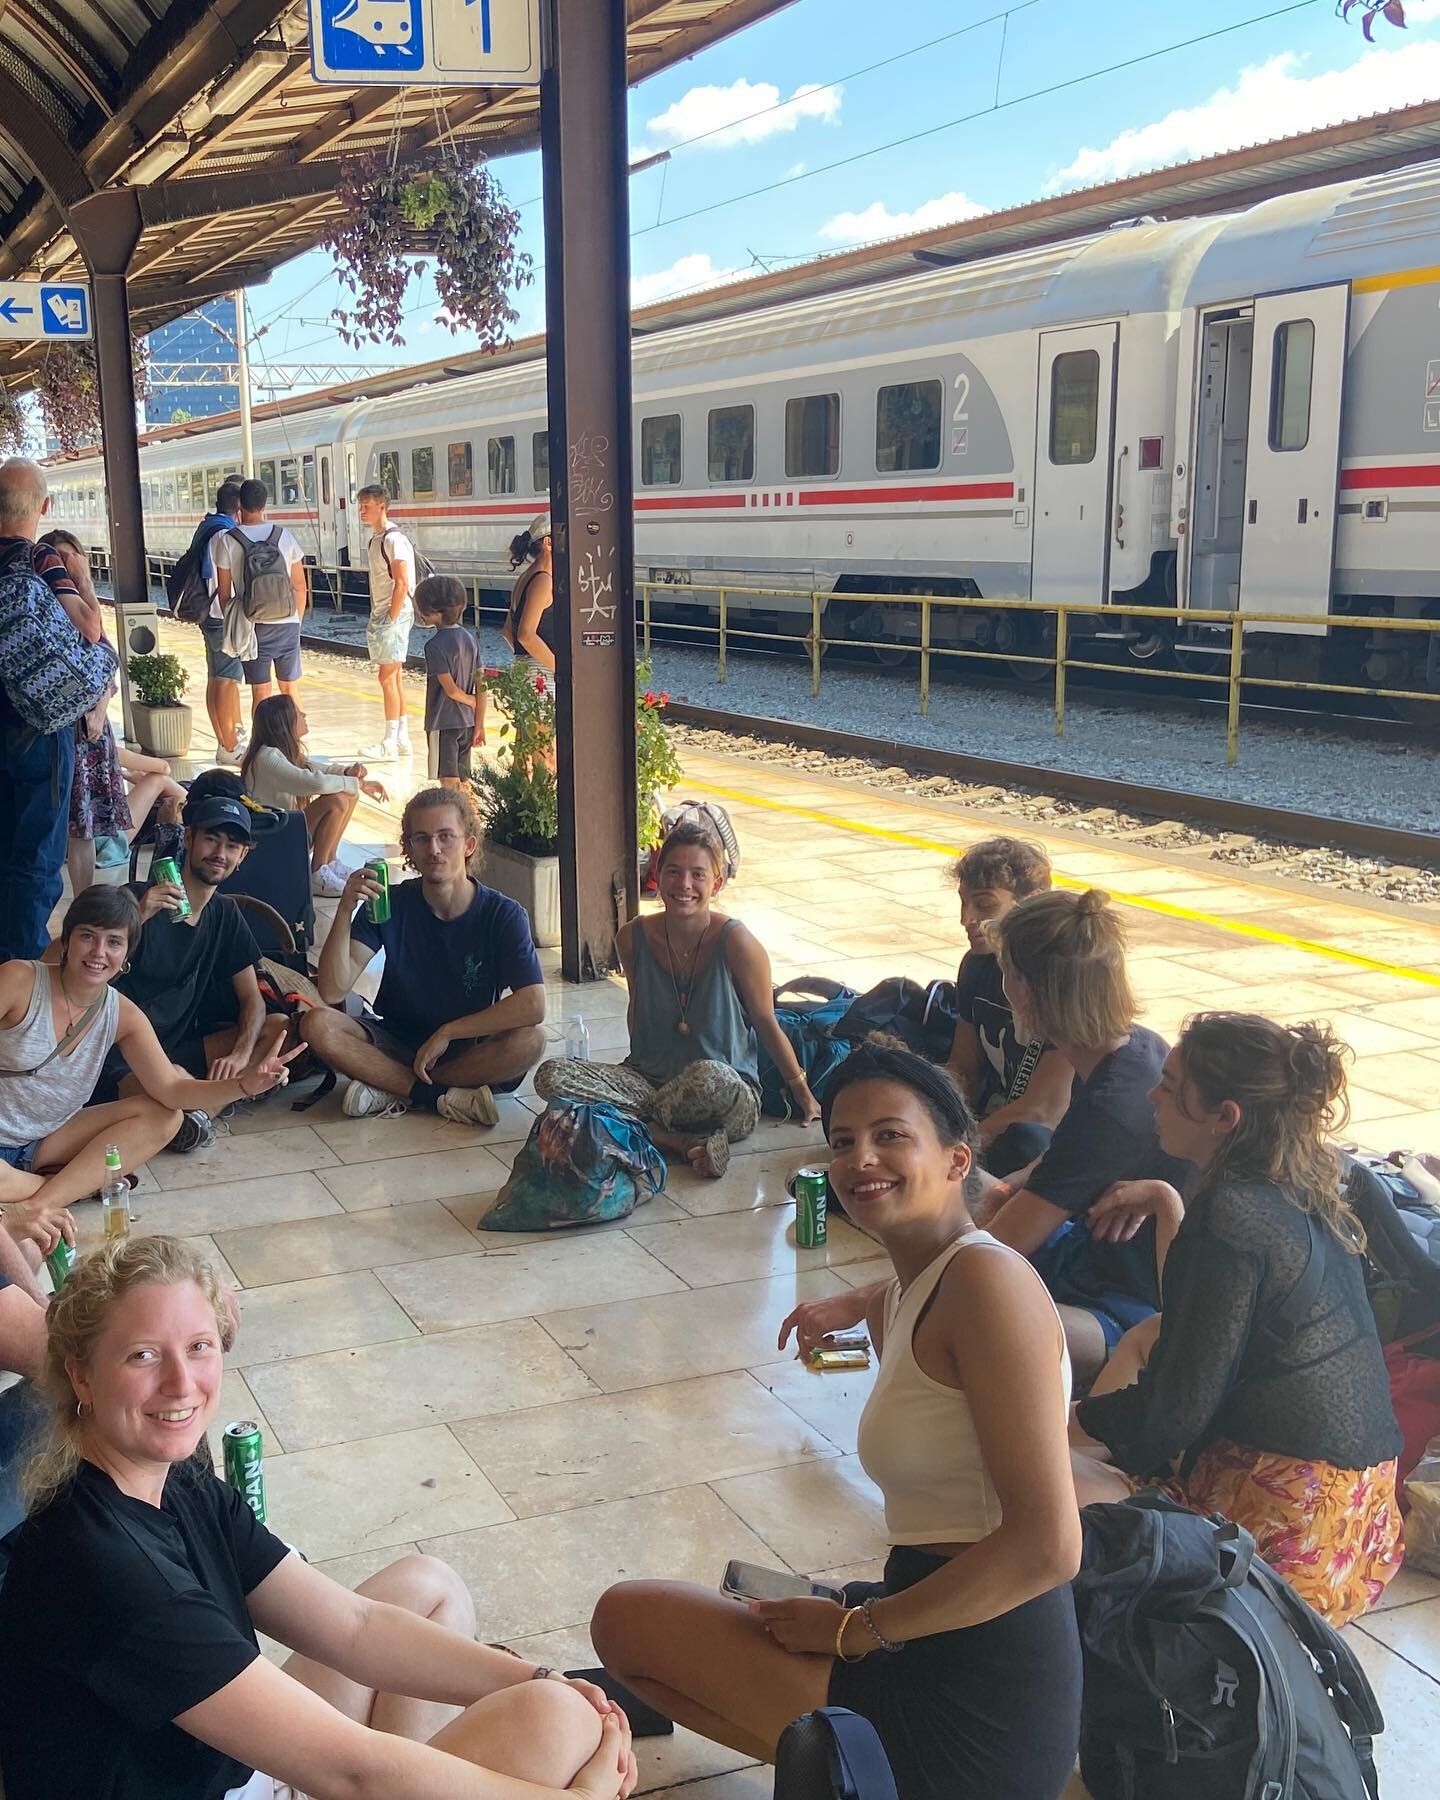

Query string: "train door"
[1237, 284, 1348, 624]
[316, 445, 341, 565]
[1187, 309, 1253, 613]
[1031, 323, 1118, 606]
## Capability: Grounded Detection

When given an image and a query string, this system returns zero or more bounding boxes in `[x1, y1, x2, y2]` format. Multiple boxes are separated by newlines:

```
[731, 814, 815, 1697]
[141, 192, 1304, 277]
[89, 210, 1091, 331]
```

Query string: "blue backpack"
[774, 1708, 899, 1799]
[757, 978, 857, 1119]
[481, 1099, 666, 1231]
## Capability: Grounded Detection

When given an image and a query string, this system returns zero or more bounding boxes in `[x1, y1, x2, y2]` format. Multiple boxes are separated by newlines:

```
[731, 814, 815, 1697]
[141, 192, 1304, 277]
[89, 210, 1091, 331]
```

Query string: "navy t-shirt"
[0, 1458, 290, 1800]
[423, 625, 479, 732]
[351, 876, 542, 1045]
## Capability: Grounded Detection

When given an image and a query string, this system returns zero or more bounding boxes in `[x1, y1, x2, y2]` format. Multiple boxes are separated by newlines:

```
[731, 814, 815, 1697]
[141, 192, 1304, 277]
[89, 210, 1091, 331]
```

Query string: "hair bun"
[1075, 888, 1110, 917]
[1286, 1021, 1347, 1113]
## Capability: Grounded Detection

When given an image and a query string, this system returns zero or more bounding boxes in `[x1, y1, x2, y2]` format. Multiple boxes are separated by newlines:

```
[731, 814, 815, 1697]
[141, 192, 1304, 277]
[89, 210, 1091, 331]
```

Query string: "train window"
[320, 456, 332, 506]
[707, 405, 754, 482]
[162, 475, 176, 512]
[641, 414, 682, 486]
[281, 458, 301, 505]
[411, 446, 435, 498]
[1049, 351, 1100, 465]
[257, 459, 278, 499]
[301, 454, 316, 503]
[532, 429, 549, 492]
[177, 470, 191, 509]
[191, 469, 205, 505]
[487, 436, 516, 495]
[1269, 320, 1314, 453]
[875, 380, 942, 472]
[448, 440, 474, 497]
[377, 450, 400, 500]
[785, 393, 840, 479]
[206, 467, 223, 500]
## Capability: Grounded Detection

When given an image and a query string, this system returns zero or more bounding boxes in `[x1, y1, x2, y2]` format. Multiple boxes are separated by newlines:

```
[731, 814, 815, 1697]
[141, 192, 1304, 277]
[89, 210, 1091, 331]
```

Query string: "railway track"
[295, 630, 1440, 910]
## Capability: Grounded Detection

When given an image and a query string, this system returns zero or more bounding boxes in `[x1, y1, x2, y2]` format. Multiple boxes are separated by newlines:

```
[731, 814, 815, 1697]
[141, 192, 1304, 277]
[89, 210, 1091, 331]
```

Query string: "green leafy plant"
[0, 384, 28, 456]
[127, 651, 189, 709]
[471, 659, 682, 856]
[36, 338, 152, 454]
[323, 151, 532, 350]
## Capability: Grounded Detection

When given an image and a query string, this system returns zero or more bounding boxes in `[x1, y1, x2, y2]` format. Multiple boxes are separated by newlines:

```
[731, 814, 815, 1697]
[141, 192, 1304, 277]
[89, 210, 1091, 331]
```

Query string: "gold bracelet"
[834, 1607, 867, 1663]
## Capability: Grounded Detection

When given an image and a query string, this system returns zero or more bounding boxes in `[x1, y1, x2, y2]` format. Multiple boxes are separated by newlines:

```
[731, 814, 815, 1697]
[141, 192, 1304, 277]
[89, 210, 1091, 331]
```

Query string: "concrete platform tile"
[217, 1199, 479, 1287]
[124, 1171, 343, 1236]
[150, 1125, 340, 1190]
[229, 1270, 418, 1369]
[319, 1143, 513, 1211]
[626, 1205, 874, 1289]
[711, 1454, 888, 1572]
[749, 1354, 875, 1456]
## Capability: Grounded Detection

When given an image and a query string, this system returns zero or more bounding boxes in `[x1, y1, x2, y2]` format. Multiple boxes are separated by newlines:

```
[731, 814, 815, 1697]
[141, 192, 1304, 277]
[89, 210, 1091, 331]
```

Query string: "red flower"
[658, 691, 670, 705]
[483, 665, 500, 677]
[534, 674, 546, 693]
[643, 690, 656, 705]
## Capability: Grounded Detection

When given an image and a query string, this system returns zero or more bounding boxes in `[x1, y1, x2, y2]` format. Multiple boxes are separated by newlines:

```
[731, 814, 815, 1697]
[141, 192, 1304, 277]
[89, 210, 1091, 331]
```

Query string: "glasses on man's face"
[406, 830, 464, 850]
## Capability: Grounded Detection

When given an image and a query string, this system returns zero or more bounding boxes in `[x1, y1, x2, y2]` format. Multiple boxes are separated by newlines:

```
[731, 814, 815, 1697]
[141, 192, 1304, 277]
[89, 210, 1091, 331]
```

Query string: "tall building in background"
[146, 298, 239, 424]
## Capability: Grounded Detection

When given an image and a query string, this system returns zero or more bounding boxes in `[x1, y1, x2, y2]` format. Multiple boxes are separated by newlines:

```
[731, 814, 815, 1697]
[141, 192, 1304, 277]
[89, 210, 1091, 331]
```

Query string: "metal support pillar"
[541, 0, 637, 981]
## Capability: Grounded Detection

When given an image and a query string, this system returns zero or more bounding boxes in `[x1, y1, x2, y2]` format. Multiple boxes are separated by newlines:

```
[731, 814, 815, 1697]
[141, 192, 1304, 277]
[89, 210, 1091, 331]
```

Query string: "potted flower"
[126, 651, 192, 758]
[471, 661, 682, 948]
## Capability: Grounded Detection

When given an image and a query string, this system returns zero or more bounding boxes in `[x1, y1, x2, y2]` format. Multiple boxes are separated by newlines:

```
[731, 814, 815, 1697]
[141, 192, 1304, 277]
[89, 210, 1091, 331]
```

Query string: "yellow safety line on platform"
[691, 781, 1440, 991]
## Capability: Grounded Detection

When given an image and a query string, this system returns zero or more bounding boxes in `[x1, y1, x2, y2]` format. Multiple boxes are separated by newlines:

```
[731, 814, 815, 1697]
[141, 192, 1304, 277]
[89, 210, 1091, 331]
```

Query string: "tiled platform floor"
[72, 622, 1440, 1794]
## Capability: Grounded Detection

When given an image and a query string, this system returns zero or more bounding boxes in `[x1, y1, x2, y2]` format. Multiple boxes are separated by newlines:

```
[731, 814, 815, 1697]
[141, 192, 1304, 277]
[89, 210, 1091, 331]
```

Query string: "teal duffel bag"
[480, 1099, 666, 1232]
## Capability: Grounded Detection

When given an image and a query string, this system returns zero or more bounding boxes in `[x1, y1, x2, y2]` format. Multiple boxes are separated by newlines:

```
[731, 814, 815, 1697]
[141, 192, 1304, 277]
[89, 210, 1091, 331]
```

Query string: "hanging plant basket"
[36, 338, 152, 454]
[0, 384, 27, 456]
[322, 150, 533, 350]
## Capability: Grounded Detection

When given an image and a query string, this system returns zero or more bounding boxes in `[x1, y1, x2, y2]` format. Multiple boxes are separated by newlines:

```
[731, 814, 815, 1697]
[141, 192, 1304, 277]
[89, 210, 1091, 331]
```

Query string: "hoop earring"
[75, 1401, 91, 1420]
[120, 961, 132, 975]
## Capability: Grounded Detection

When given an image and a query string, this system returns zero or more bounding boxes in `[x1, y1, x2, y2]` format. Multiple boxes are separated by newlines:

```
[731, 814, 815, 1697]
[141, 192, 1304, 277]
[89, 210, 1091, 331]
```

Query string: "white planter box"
[130, 701, 192, 758]
[482, 840, 561, 948]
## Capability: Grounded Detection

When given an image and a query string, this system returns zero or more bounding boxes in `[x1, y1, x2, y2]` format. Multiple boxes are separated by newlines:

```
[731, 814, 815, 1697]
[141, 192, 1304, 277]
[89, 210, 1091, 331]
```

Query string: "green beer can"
[150, 856, 191, 921]
[223, 1420, 267, 1524]
[792, 1166, 829, 1248]
[44, 1238, 74, 1291]
[364, 858, 391, 926]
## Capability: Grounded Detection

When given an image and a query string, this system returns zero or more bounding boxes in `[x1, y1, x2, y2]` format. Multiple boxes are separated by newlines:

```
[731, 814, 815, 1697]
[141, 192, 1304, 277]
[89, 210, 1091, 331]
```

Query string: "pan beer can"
[44, 1239, 74, 1291]
[364, 858, 391, 926]
[793, 1166, 828, 1248]
[223, 1421, 267, 1524]
[150, 856, 191, 921]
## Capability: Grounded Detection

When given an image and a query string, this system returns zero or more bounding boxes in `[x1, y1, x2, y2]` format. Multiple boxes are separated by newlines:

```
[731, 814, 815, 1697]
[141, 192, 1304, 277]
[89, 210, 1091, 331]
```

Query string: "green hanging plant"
[0, 384, 28, 456]
[36, 338, 152, 454]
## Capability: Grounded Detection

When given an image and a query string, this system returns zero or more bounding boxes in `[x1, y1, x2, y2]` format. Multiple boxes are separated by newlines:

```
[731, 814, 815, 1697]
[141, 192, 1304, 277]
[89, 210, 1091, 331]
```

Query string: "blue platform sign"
[310, 0, 540, 87]
[0, 281, 91, 342]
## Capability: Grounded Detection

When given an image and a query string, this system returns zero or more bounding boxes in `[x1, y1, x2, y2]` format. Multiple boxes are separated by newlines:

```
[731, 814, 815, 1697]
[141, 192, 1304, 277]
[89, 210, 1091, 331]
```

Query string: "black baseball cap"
[182, 793, 253, 841]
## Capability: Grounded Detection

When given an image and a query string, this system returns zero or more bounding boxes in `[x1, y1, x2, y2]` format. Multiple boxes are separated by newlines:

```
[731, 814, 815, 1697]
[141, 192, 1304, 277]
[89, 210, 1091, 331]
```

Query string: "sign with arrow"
[0, 282, 91, 342]
[310, 0, 540, 87]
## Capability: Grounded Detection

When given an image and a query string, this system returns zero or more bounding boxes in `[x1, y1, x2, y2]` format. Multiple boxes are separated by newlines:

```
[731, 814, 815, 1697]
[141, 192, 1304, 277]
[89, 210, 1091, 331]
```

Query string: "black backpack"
[833, 976, 960, 1063]
[1074, 1493, 1383, 1800]
[166, 515, 232, 624]
[757, 977, 857, 1118]
[774, 1708, 899, 1800]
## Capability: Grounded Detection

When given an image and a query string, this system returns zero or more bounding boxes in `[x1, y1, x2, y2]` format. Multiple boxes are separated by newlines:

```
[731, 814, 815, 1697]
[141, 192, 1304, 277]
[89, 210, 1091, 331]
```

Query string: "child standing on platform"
[416, 575, 484, 790]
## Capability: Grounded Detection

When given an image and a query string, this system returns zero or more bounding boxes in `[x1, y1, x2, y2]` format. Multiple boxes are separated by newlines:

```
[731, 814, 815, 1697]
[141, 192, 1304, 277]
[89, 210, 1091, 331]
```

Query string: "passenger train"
[47, 157, 1440, 698]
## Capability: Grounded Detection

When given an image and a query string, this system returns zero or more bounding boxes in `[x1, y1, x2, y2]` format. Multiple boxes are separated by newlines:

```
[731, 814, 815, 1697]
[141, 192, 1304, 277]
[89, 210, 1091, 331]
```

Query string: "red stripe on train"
[1340, 464, 1440, 490]
[635, 493, 748, 511]
[799, 480, 1014, 506]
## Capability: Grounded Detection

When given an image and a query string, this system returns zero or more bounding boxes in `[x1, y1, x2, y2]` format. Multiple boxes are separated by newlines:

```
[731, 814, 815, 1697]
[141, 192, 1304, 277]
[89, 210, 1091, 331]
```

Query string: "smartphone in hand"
[721, 1559, 845, 1606]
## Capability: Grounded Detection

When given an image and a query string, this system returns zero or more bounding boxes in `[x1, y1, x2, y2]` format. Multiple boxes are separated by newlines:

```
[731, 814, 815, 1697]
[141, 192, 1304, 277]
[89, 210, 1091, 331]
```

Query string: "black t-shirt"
[1027, 1026, 1194, 1305]
[0, 1459, 291, 1800]
[118, 887, 260, 1053]
[953, 950, 1043, 1112]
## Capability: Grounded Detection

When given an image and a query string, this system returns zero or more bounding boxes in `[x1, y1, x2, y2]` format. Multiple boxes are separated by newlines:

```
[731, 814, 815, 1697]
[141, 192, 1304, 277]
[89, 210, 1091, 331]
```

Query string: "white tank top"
[855, 1231, 1072, 1545]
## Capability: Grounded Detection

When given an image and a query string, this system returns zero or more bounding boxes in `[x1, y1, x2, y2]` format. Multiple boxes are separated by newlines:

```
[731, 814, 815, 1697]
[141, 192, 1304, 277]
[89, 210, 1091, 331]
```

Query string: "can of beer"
[150, 856, 191, 921]
[792, 1166, 828, 1248]
[222, 1421, 267, 1524]
[364, 857, 391, 926]
[809, 1348, 871, 1372]
[44, 1238, 74, 1291]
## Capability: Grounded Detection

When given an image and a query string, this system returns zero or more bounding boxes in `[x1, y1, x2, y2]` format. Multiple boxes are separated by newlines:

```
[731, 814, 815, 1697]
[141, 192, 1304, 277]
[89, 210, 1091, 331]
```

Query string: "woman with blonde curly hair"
[0, 1235, 636, 1800]
[1071, 1012, 1402, 1625]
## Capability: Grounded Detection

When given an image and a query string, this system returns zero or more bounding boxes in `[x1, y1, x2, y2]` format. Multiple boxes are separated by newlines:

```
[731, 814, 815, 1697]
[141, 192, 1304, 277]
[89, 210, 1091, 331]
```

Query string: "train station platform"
[81, 617, 1440, 1799]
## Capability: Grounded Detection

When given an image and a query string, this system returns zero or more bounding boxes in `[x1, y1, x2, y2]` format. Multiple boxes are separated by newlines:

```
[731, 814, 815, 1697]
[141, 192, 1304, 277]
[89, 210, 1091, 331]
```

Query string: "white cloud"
[645, 78, 840, 151]
[1049, 42, 1440, 191]
[818, 190, 988, 245]
[631, 252, 749, 308]
[785, 161, 807, 179]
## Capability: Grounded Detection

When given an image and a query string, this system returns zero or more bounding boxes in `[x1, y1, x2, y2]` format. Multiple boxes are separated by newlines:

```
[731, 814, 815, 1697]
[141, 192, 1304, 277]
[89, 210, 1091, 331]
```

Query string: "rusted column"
[541, 0, 638, 981]
[68, 190, 147, 607]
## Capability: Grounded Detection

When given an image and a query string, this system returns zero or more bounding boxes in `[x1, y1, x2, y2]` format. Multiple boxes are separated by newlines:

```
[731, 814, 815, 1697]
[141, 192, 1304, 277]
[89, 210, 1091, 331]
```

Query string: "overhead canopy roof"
[0, 0, 794, 387]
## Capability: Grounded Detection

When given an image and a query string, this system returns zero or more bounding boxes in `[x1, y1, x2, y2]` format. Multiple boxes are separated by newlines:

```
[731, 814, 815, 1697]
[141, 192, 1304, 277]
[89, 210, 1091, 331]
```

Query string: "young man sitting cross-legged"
[302, 786, 546, 1124]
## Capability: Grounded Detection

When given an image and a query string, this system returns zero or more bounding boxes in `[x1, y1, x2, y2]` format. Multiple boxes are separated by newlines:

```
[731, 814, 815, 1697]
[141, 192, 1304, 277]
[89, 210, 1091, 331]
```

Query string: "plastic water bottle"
[564, 1017, 590, 1061]
[101, 1144, 129, 1242]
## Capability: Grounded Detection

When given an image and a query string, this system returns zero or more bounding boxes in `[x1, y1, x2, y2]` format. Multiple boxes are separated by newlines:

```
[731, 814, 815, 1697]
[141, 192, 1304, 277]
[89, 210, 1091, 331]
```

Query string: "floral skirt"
[69, 724, 132, 840]
[1148, 1439, 1402, 1625]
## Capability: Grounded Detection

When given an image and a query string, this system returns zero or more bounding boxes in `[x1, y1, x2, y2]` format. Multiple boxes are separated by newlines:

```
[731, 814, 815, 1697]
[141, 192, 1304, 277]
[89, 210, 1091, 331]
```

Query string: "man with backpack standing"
[357, 482, 418, 762]
[169, 480, 246, 764]
[212, 478, 308, 708]
[0, 458, 116, 960]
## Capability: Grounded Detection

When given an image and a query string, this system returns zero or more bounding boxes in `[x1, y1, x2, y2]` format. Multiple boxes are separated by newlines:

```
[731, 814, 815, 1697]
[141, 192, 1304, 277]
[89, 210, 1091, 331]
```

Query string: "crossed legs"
[301, 1007, 545, 1101]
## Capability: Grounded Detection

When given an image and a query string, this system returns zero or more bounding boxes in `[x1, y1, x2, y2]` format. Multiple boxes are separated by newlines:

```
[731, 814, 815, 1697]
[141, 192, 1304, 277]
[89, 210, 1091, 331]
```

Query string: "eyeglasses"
[405, 830, 465, 850]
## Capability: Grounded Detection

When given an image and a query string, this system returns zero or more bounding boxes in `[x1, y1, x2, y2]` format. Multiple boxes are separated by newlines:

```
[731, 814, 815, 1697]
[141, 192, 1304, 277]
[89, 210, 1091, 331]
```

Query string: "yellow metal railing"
[133, 551, 1440, 766]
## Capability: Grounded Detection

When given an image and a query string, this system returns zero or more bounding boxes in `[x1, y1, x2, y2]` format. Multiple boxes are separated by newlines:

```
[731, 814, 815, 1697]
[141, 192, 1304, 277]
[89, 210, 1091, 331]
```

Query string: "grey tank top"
[0, 963, 120, 1147]
[625, 918, 759, 1090]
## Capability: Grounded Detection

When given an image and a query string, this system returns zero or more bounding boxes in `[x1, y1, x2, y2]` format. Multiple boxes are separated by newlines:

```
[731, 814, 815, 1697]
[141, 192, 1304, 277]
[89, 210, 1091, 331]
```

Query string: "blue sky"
[243, 0, 1440, 387]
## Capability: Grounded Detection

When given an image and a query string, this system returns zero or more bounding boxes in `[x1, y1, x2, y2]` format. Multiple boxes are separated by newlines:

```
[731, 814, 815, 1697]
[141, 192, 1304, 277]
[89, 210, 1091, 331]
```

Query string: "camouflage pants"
[535, 1057, 759, 1143]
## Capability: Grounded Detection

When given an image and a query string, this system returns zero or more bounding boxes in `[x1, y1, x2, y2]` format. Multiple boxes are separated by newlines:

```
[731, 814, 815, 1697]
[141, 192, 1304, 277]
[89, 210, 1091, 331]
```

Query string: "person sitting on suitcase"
[301, 787, 546, 1126]
[1070, 1012, 1402, 1626]
[212, 478, 308, 709]
[945, 836, 1072, 1179]
[593, 1043, 1083, 1800]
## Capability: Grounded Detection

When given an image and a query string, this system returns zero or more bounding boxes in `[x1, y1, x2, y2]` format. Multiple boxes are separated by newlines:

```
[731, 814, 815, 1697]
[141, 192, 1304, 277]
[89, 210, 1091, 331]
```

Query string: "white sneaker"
[215, 742, 245, 767]
[311, 863, 346, 899]
[360, 738, 400, 762]
[396, 732, 414, 757]
[436, 1085, 499, 1127]
[342, 1080, 408, 1119]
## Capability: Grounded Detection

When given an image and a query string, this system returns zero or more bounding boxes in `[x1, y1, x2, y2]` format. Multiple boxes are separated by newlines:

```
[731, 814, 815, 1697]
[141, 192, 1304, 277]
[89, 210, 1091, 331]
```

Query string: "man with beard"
[95, 780, 287, 1151]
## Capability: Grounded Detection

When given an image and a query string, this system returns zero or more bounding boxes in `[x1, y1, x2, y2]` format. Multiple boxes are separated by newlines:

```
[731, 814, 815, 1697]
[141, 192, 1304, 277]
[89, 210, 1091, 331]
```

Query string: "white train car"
[46, 157, 1440, 696]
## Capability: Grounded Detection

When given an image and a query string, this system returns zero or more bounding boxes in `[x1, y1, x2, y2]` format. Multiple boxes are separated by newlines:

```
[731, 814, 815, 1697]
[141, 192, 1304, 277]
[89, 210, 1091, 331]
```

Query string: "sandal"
[695, 1129, 730, 1180]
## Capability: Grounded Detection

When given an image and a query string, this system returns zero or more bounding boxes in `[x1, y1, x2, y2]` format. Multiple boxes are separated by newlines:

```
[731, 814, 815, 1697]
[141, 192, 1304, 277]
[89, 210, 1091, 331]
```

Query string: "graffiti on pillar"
[578, 544, 617, 626]
[569, 430, 614, 514]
